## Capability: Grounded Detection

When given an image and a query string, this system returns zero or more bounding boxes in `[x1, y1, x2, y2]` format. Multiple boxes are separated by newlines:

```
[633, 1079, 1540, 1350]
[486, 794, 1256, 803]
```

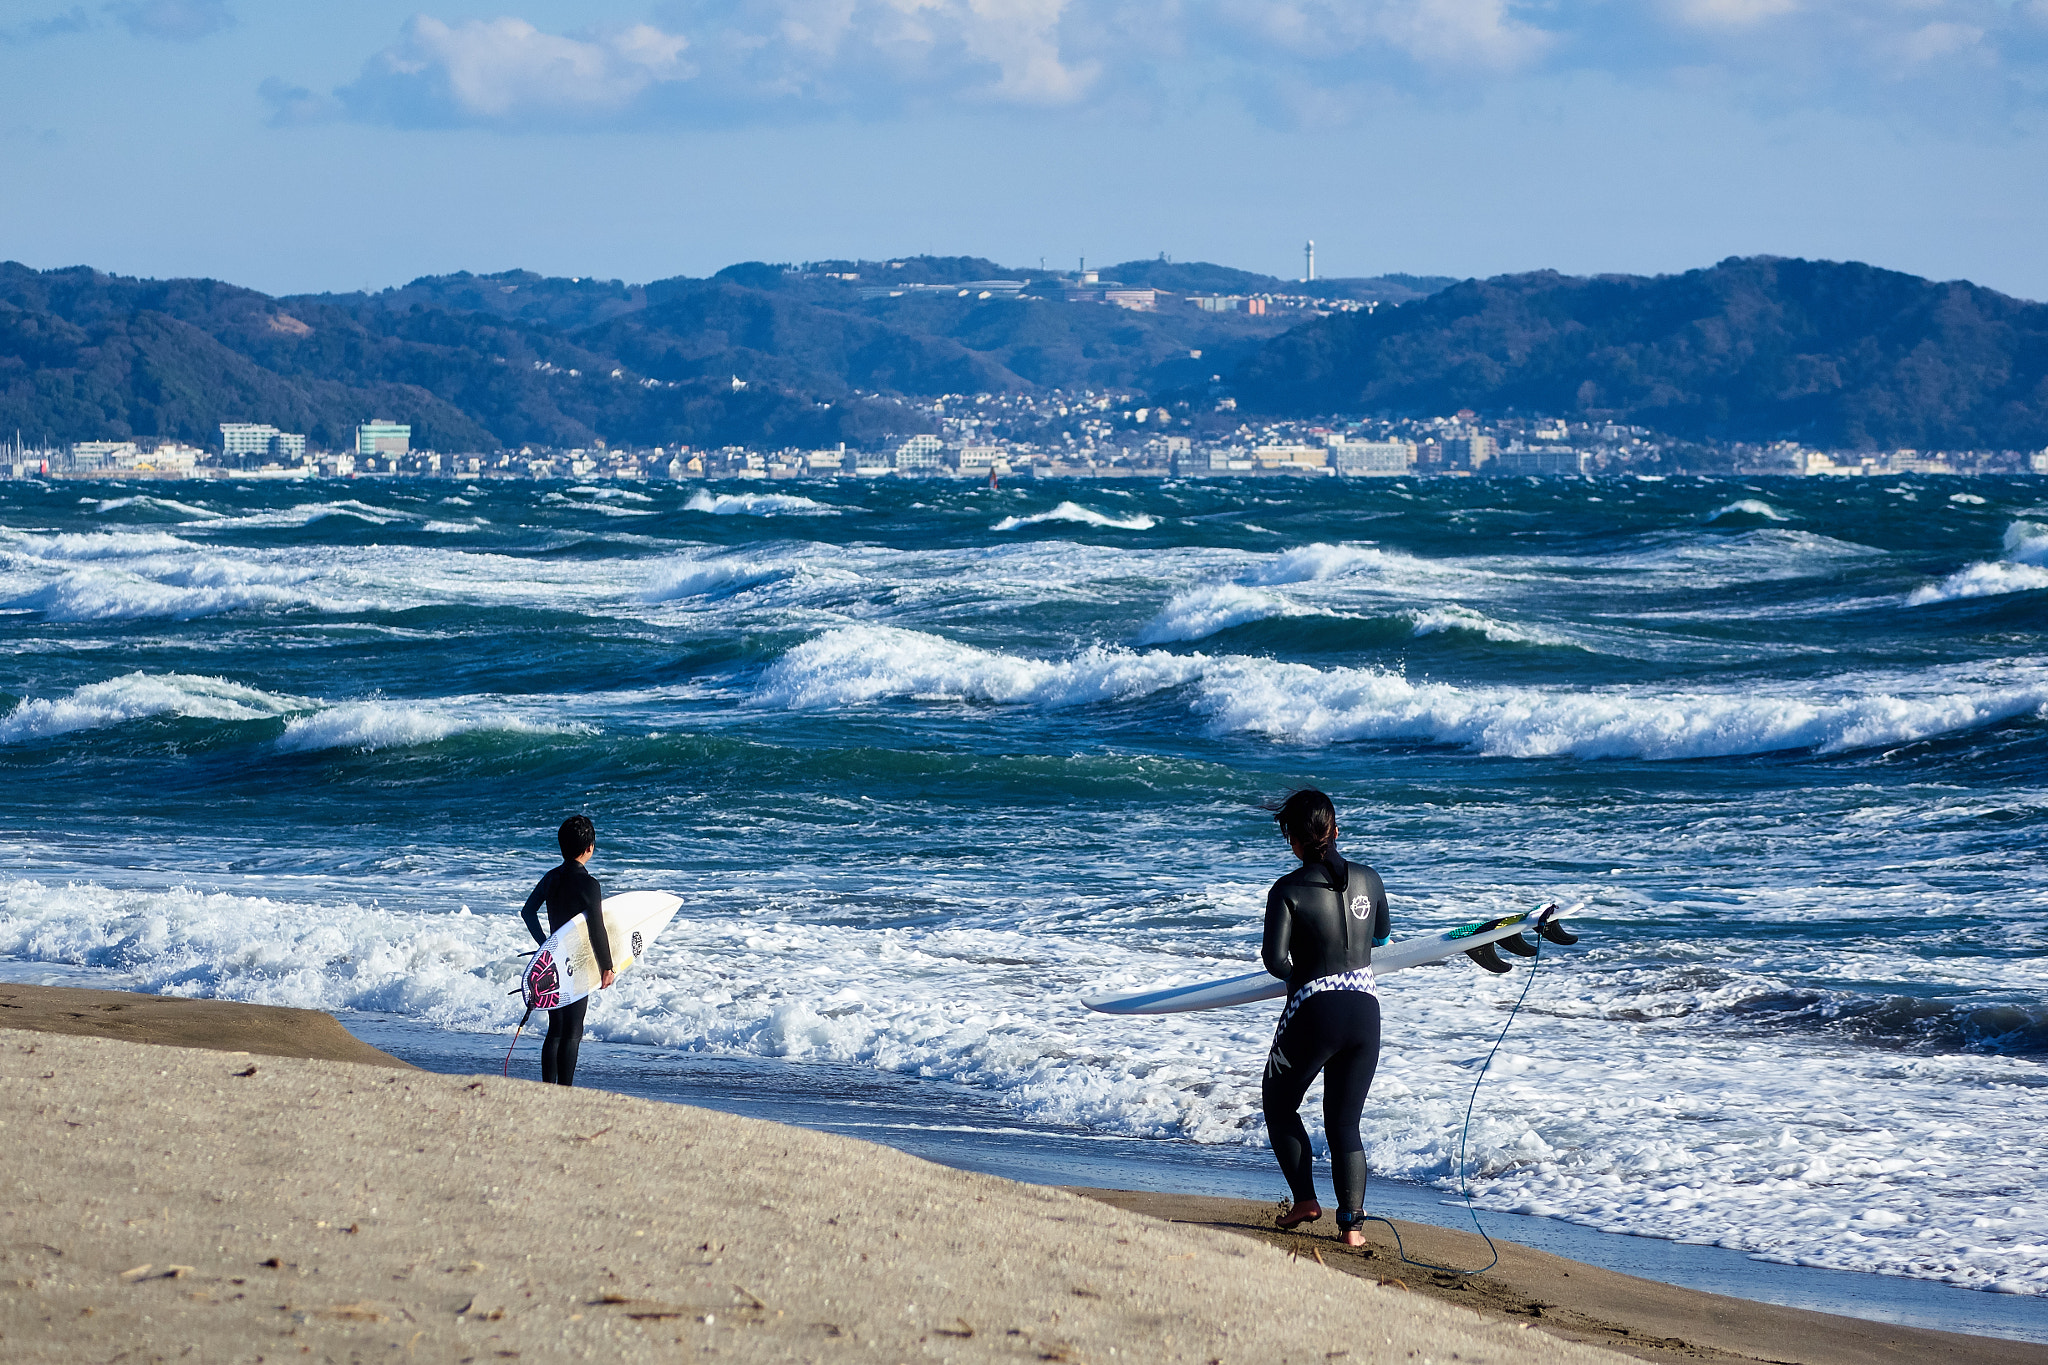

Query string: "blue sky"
[4, 0, 2047, 297]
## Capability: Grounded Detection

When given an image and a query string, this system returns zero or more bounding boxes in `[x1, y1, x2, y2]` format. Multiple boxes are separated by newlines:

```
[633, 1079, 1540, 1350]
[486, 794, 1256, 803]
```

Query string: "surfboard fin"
[1537, 919, 1578, 946]
[1465, 943, 1513, 974]
[1497, 933, 1539, 958]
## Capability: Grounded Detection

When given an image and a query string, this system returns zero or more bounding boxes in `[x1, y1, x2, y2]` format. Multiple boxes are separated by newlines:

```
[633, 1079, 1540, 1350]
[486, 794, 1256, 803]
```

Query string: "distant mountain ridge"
[1236, 257, 2048, 450]
[0, 255, 1437, 451]
[6, 253, 2042, 453]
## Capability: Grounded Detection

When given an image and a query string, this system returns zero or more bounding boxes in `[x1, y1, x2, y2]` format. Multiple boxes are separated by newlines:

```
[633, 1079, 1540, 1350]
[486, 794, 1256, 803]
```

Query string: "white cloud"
[295, 0, 2048, 131]
[1215, 0, 1552, 70]
[359, 17, 691, 120]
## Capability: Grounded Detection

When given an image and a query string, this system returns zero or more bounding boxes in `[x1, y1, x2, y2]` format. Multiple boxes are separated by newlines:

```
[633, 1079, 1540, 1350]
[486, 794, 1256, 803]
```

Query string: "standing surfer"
[1262, 789, 1389, 1247]
[520, 815, 615, 1087]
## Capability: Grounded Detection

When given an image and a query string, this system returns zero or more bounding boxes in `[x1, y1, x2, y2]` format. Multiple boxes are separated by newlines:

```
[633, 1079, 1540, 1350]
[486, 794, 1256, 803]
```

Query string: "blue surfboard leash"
[1359, 933, 1546, 1278]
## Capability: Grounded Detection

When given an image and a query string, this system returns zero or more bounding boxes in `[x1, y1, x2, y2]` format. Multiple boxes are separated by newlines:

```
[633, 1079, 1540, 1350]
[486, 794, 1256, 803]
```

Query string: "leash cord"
[1362, 935, 1543, 1277]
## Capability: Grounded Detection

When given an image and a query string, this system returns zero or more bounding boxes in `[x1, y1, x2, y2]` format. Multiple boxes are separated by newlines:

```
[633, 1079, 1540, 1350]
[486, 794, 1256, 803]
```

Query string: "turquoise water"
[2, 473, 2044, 1296]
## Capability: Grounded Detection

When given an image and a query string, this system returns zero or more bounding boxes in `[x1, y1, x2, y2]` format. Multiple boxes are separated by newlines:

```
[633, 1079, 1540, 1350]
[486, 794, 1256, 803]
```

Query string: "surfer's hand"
[601, 969, 617, 989]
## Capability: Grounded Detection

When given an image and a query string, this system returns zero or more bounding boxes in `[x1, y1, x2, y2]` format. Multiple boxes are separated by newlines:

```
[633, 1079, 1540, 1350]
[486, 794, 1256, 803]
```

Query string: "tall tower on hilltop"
[1304, 239, 1315, 283]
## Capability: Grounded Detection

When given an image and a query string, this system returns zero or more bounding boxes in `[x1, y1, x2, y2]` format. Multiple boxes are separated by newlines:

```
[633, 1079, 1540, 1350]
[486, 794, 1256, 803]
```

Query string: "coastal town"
[7, 394, 2045, 482]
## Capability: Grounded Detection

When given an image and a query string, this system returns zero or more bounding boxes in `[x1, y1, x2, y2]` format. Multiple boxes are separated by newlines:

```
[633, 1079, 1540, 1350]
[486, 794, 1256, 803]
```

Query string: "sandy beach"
[0, 988, 2038, 1365]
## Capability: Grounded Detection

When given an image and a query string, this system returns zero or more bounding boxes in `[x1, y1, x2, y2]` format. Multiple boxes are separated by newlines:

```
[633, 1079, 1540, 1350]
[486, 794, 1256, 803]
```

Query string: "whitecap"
[755, 625, 1204, 709]
[92, 495, 219, 518]
[1706, 498, 1789, 522]
[1241, 542, 1403, 585]
[1405, 605, 1579, 648]
[1191, 659, 2048, 758]
[0, 672, 306, 744]
[188, 500, 420, 530]
[1907, 521, 2048, 605]
[12, 566, 325, 621]
[685, 490, 839, 517]
[1136, 583, 1297, 644]
[992, 501, 1155, 532]
[641, 557, 787, 602]
[274, 700, 574, 753]
[1, 528, 194, 560]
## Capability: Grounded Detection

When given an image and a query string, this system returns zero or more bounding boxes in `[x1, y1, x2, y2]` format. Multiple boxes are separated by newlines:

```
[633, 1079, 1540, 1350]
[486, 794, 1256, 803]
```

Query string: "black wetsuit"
[521, 860, 613, 1087]
[1261, 851, 1390, 1224]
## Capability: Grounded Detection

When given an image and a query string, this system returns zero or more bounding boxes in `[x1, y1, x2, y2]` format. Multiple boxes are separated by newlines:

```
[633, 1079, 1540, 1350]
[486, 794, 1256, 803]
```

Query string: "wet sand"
[0, 981, 410, 1068]
[1069, 1189, 2045, 1365]
[0, 987, 2038, 1364]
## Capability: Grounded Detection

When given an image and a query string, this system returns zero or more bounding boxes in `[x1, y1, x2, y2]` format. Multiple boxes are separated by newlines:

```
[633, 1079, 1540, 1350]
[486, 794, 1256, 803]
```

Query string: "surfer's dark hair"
[1273, 789, 1337, 853]
[558, 815, 595, 859]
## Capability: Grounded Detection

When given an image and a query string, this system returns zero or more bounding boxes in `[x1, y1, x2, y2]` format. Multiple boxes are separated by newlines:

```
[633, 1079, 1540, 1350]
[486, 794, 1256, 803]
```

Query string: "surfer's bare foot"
[1276, 1201, 1322, 1229]
[1342, 1228, 1366, 1248]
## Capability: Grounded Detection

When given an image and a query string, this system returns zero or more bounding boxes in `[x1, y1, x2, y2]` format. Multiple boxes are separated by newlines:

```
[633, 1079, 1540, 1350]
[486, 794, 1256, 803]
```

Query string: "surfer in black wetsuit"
[1262, 789, 1390, 1247]
[520, 815, 615, 1087]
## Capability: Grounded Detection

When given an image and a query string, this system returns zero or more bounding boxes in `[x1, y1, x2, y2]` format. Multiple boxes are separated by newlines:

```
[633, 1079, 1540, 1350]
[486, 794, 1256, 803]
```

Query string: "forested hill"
[1234, 257, 2048, 450]
[0, 255, 1443, 452]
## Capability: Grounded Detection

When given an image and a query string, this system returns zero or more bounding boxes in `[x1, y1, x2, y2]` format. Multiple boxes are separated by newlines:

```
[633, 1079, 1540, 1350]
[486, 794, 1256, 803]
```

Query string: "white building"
[71, 441, 139, 471]
[895, 434, 944, 472]
[221, 423, 307, 463]
[144, 443, 203, 472]
[1493, 448, 1590, 476]
[356, 420, 411, 459]
[952, 445, 1009, 475]
[1329, 438, 1416, 476]
[2032, 449, 2048, 474]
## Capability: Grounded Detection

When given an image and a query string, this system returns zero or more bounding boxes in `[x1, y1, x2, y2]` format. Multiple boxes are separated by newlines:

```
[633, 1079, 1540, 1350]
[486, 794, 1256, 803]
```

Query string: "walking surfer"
[1262, 790, 1389, 1247]
[520, 815, 615, 1087]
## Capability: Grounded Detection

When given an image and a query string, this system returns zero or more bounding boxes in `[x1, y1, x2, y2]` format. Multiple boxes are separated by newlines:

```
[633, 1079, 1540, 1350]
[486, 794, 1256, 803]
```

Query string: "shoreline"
[0, 984, 2041, 1364]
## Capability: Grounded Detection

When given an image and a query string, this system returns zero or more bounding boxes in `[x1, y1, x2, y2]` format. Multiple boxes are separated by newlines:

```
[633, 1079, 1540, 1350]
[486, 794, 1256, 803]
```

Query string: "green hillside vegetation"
[1235, 257, 2048, 449]
[6, 253, 1406, 450]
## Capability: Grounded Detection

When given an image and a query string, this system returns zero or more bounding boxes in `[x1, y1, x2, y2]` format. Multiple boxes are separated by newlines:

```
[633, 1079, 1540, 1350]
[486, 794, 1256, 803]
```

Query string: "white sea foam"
[1406, 605, 1578, 648]
[641, 556, 788, 602]
[756, 625, 1205, 709]
[185, 500, 422, 530]
[992, 501, 1156, 532]
[1707, 498, 1789, 522]
[0, 673, 306, 744]
[12, 564, 328, 621]
[759, 629, 2048, 758]
[91, 495, 219, 518]
[1192, 658, 2048, 757]
[7, 872, 2043, 1292]
[1136, 584, 1298, 644]
[274, 700, 573, 753]
[1908, 521, 2048, 605]
[571, 485, 655, 502]
[1240, 542, 1388, 584]
[685, 490, 837, 516]
[3, 528, 194, 560]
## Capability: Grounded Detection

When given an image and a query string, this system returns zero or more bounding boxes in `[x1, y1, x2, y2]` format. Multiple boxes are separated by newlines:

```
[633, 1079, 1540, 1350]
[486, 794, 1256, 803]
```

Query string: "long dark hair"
[1273, 789, 1346, 889]
[1273, 789, 1335, 850]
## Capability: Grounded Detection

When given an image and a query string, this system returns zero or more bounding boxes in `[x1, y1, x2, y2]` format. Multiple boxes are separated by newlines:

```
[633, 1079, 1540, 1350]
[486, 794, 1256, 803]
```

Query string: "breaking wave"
[275, 700, 576, 753]
[757, 627, 2048, 758]
[685, 490, 838, 516]
[0, 672, 306, 744]
[1909, 522, 2048, 605]
[992, 501, 1156, 532]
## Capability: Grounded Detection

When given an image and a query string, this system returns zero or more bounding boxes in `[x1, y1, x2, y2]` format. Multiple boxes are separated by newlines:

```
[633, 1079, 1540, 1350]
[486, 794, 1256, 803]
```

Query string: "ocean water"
[3, 474, 2046, 1299]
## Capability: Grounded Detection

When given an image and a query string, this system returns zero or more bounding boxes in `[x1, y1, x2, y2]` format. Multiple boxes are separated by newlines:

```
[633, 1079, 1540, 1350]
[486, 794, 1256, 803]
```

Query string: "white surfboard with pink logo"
[521, 890, 682, 1012]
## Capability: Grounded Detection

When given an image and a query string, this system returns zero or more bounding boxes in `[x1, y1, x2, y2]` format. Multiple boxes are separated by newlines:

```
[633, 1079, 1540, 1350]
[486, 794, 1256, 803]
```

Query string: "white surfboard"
[1081, 901, 1581, 1016]
[521, 890, 682, 1012]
